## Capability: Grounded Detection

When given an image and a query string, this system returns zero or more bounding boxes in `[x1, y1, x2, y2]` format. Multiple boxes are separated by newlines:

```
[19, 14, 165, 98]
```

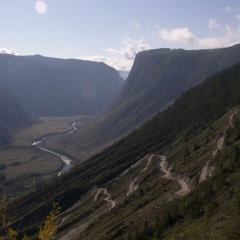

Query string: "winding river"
[32, 122, 77, 176]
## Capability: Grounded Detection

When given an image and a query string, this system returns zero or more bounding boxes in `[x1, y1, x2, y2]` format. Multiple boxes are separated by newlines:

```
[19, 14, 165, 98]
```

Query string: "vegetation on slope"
[3, 63, 240, 239]
[0, 199, 60, 240]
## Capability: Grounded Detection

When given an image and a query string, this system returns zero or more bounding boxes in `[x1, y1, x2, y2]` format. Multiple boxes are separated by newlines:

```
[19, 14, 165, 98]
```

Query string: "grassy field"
[0, 116, 85, 180]
[13, 116, 82, 146]
[0, 116, 88, 196]
[0, 146, 62, 179]
[43, 115, 97, 161]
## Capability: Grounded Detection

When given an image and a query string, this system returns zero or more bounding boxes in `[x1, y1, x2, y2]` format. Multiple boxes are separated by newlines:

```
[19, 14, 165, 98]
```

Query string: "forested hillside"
[4, 63, 240, 239]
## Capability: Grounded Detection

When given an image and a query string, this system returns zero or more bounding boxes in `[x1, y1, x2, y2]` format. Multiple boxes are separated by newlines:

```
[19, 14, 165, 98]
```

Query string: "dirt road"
[159, 155, 190, 196]
[199, 108, 238, 183]
[94, 188, 116, 210]
[126, 155, 153, 197]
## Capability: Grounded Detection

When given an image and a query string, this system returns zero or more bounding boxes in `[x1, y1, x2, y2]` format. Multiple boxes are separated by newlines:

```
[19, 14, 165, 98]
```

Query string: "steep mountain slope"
[0, 54, 123, 116]
[51, 44, 240, 158]
[5, 63, 240, 239]
[0, 87, 32, 147]
[114, 46, 240, 107]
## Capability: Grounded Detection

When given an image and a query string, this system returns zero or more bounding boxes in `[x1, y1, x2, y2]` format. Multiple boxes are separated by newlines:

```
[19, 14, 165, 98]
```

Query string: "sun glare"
[35, 1, 47, 14]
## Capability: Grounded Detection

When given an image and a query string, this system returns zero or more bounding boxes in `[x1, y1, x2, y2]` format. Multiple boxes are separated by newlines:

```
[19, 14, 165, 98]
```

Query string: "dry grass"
[0, 146, 62, 179]
[1, 116, 84, 180]
[13, 116, 82, 146]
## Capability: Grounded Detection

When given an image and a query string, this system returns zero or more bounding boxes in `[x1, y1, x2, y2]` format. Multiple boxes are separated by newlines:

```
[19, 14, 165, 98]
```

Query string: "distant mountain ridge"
[57, 44, 240, 154]
[0, 54, 124, 116]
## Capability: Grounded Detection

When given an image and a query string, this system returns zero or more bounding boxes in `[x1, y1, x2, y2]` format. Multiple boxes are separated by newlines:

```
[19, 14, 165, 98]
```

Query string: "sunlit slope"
[5, 63, 240, 239]
[54, 44, 240, 156]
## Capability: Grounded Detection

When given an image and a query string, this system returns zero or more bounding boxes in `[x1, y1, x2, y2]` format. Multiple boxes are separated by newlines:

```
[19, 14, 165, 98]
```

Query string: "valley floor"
[0, 115, 86, 197]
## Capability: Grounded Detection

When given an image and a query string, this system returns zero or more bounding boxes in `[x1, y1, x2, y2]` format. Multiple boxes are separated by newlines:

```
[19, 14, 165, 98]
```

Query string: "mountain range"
[1, 44, 240, 239]
[49, 44, 240, 160]
[5, 62, 240, 240]
[0, 54, 123, 116]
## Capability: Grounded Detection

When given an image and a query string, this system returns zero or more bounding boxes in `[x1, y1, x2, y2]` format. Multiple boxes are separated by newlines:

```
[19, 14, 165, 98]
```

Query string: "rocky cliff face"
[114, 45, 240, 114]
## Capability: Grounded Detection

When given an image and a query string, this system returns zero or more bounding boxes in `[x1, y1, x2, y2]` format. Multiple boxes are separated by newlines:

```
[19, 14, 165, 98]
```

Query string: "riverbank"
[0, 116, 90, 197]
[32, 122, 78, 175]
[0, 116, 83, 181]
[13, 116, 81, 146]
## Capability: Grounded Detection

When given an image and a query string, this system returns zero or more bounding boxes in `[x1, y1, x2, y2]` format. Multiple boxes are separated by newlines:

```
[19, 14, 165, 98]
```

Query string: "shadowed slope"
[0, 87, 32, 147]
[0, 54, 124, 116]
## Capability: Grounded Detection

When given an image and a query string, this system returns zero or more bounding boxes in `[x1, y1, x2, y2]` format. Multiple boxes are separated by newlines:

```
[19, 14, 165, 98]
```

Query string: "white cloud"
[198, 24, 240, 48]
[225, 6, 234, 12]
[196, 37, 227, 48]
[209, 18, 220, 30]
[0, 47, 18, 55]
[120, 37, 151, 60]
[104, 48, 120, 54]
[236, 13, 240, 20]
[122, 37, 151, 57]
[159, 27, 196, 44]
[129, 20, 141, 28]
[78, 55, 133, 71]
[138, 41, 152, 51]
[121, 45, 136, 60]
[225, 5, 240, 13]
[78, 37, 152, 71]
[157, 19, 240, 49]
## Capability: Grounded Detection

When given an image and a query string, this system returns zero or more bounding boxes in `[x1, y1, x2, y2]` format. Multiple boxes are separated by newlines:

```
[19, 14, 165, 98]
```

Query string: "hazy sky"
[1, 0, 240, 70]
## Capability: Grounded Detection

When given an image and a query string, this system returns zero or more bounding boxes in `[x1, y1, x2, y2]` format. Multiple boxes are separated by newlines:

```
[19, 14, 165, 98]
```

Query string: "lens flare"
[35, 1, 47, 14]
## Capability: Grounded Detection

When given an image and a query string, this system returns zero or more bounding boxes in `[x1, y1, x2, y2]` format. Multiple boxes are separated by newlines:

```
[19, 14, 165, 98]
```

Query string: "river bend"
[32, 122, 76, 176]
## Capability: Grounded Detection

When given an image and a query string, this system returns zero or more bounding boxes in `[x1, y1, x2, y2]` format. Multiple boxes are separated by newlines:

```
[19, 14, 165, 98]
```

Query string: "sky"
[1, 0, 240, 71]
